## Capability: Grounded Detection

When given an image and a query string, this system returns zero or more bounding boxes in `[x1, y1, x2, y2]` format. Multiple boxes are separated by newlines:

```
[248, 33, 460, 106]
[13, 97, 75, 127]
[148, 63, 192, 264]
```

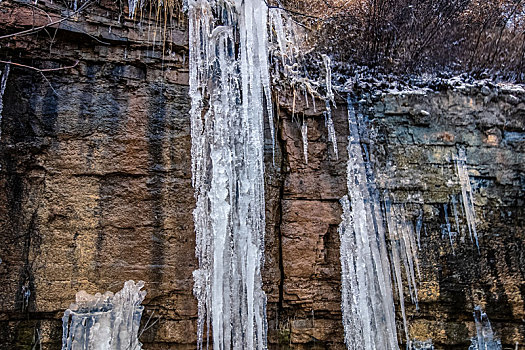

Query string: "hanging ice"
[383, 195, 421, 345]
[322, 54, 338, 159]
[0, 62, 10, 141]
[338, 96, 398, 350]
[469, 306, 502, 350]
[128, 0, 140, 18]
[188, 0, 270, 348]
[61, 280, 147, 350]
[455, 148, 479, 251]
[410, 339, 434, 349]
[442, 203, 455, 254]
[301, 119, 308, 164]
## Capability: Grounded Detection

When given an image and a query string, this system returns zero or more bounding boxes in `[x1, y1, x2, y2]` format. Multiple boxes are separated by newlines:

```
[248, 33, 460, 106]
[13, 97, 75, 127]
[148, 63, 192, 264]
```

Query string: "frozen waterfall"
[338, 97, 399, 350]
[61, 280, 147, 350]
[188, 0, 271, 348]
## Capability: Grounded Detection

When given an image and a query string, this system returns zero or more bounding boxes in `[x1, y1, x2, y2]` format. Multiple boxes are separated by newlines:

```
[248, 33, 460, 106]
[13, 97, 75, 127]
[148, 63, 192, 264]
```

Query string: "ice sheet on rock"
[455, 148, 479, 251]
[338, 96, 398, 350]
[188, 0, 270, 348]
[469, 306, 502, 350]
[322, 55, 338, 159]
[61, 280, 147, 350]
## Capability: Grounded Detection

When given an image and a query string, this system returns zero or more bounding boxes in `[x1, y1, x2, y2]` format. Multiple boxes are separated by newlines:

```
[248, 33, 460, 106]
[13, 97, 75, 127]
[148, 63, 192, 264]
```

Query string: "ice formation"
[455, 148, 480, 250]
[410, 339, 434, 349]
[301, 119, 308, 164]
[383, 196, 421, 344]
[442, 203, 456, 254]
[188, 0, 270, 348]
[0, 62, 10, 140]
[338, 97, 398, 350]
[322, 54, 338, 159]
[469, 306, 502, 350]
[61, 280, 147, 350]
[128, 0, 140, 18]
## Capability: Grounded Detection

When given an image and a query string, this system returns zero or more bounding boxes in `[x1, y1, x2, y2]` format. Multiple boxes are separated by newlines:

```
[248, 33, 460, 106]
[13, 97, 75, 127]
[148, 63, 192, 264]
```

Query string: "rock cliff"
[0, 1, 524, 349]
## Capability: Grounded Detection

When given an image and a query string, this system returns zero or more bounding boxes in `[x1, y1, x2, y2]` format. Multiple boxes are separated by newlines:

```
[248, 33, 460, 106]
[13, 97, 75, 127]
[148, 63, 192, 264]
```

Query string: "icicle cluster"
[469, 306, 502, 350]
[338, 97, 398, 350]
[128, 0, 141, 18]
[383, 196, 422, 344]
[61, 280, 147, 350]
[188, 0, 270, 348]
[455, 148, 480, 250]
[0, 63, 10, 141]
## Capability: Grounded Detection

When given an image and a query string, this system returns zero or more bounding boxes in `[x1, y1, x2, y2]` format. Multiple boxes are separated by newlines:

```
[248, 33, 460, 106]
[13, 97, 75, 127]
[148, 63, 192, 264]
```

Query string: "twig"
[0, 59, 79, 72]
[0, 0, 93, 40]
[0, 59, 79, 96]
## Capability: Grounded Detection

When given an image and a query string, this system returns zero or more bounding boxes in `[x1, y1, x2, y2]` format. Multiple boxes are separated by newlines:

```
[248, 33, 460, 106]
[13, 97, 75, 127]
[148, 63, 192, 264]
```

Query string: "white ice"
[61, 280, 147, 350]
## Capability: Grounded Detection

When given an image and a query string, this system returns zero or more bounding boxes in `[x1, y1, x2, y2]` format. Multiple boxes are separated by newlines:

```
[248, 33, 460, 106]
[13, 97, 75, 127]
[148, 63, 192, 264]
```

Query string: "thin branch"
[0, 0, 93, 40]
[0, 59, 79, 72]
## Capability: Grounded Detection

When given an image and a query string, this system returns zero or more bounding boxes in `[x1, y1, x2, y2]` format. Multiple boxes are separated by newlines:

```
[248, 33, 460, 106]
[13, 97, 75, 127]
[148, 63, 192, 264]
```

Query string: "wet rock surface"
[0, 1, 524, 349]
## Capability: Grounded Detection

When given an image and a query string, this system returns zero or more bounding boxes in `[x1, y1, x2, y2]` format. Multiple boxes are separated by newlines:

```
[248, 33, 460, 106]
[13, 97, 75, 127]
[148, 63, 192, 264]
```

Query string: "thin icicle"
[0, 62, 10, 141]
[301, 119, 308, 164]
[322, 54, 338, 159]
[443, 204, 455, 254]
[455, 148, 480, 251]
[415, 210, 423, 250]
[383, 197, 409, 345]
[383, 193, 423, 340]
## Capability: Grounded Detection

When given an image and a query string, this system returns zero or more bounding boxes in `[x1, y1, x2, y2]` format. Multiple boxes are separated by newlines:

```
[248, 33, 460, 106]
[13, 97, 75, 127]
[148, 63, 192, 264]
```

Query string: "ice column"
[338, 97, 399, 350]
[61, 280, 147, 350]
[188, 0, 271, 348]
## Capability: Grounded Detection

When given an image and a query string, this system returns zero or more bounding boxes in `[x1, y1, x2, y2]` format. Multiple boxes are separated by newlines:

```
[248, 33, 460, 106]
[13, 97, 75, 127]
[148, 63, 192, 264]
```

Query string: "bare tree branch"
[0, 0, 93, 40]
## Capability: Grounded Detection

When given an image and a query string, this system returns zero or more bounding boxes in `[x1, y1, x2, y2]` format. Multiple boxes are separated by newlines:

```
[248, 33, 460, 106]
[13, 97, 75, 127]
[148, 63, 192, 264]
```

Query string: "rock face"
[0, 1, 524, 349]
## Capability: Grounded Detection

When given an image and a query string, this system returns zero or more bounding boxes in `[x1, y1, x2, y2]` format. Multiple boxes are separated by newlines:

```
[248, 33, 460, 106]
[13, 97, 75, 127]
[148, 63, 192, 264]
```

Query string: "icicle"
[188, 1, 269, 348]
[301, 119, 308, 164]
[61, 280, 147, 350]
[383, 197, 409, 346]
[450, 195, 462, 239]
[455, 148, 480, 251]
[415, 210, 423, 250]
[443, 204, 455, 254]
[322, 54, 338, 159]
[339, 96, 398, 350]
[469, 306, 502, 350]
[128, 0, 140, 18]
[0, 62, 10, 141]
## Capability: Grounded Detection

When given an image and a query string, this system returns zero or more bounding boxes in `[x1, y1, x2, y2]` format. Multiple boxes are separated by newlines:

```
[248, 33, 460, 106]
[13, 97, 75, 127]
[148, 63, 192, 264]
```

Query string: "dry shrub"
[277, 0, 525, 81]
